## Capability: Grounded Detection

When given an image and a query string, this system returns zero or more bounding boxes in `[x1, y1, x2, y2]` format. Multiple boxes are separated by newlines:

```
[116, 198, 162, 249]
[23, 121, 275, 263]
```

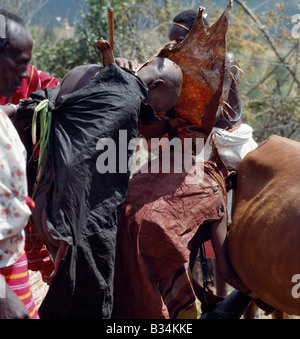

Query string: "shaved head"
[138, 57, 183, 113]
[147, 57, 183, 97]
[218, 148, 241, 173]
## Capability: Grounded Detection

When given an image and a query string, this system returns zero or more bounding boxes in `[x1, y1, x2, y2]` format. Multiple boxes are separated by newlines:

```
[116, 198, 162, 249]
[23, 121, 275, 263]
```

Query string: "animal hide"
[229, 135, 300, 316]
[157, 0, 232, 145]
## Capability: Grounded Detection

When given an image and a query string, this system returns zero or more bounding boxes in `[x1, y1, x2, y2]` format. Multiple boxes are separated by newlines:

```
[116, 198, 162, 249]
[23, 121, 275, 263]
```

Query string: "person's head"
[137, 56, 183, 113]
[0, 9, 33, 97]
[210, 147, 241, 192]
[169, 9, 209, 44]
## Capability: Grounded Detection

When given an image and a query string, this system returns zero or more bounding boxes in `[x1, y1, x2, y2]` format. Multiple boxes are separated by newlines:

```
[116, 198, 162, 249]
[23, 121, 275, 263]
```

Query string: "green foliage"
[31, 0, 186, 78]
[210, 2, 300, 142]
[32, 36, 76, 79]
[32, 0, 162, 78]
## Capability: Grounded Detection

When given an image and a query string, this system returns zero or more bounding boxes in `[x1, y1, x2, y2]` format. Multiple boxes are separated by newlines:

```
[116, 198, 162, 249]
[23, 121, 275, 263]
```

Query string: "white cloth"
[201, 124, 258, 223]
[202, 124, 258, 161]
[0, 110, 31, 268]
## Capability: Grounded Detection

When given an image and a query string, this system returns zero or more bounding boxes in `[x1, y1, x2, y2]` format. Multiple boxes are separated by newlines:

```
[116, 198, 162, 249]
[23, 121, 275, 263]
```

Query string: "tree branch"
[233, 0, 300, 89]
[246, 45, 297, 95]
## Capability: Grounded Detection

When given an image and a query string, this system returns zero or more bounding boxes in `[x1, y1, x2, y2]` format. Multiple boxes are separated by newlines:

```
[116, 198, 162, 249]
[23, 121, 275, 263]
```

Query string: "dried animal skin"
[157, 0, 232, 145]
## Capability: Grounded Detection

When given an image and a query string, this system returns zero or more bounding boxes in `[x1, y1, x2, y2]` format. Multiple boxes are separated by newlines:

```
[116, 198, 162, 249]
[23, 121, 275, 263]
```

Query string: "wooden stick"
[108, 8, 114, 56]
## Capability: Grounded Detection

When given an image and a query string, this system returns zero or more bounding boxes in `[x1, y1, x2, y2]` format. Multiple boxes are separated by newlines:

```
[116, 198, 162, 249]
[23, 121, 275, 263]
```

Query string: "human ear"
[226, 170, 238, 191]
[149, 79, 165, 90]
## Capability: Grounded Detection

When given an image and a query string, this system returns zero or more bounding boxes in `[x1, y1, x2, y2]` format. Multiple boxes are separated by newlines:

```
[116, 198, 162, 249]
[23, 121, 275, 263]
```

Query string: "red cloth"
[0, 65, 59, 105]
[204, 240, 215, 259]
[25, 221, 55, 280]
[159, 263, 196, 319]
[0, 252, 39, 319]
[113, 159, 226, 319]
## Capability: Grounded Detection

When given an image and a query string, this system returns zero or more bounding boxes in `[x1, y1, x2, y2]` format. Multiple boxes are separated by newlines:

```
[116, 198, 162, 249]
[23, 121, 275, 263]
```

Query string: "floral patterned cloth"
[0, 109, 31, 268]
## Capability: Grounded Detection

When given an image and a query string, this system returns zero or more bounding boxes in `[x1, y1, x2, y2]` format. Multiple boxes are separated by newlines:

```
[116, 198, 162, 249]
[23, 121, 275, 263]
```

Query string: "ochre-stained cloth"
[156, 1, 232, 146]
[112, 158, 226, 319]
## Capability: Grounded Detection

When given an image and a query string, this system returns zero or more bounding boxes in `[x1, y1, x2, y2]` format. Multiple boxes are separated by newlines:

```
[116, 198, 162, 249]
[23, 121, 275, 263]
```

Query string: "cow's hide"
[229, 135, 300, 315]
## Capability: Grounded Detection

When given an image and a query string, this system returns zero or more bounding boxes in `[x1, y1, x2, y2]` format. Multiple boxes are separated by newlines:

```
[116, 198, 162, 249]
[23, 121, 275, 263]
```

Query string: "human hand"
[115, 57, 138, 73]
[44, 240, 68, 286]
[0, 104, 19, 119]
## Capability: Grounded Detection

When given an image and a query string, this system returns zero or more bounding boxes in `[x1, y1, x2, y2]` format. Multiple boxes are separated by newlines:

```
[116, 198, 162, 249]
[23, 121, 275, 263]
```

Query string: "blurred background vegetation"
[1, 0, 299, 143]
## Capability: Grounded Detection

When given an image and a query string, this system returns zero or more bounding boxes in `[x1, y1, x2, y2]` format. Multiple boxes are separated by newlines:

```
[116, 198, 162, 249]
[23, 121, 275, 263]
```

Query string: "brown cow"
[228, 135, 300, 316]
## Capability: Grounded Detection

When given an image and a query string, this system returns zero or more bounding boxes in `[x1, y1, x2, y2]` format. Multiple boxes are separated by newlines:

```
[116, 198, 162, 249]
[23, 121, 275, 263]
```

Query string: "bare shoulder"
[57, 64, 101, 102]
[62, 64, 100, 82]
